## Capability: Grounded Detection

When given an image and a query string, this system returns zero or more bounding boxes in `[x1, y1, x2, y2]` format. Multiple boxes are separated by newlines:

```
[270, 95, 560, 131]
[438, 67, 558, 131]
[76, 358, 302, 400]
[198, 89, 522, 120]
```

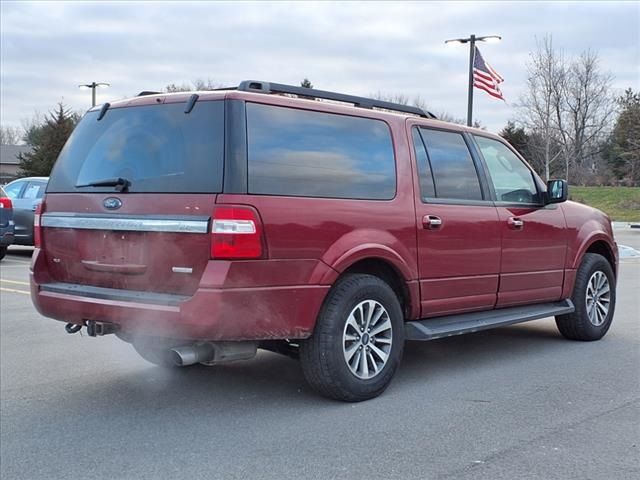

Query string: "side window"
[412, 128, 435, 198]
[4, 181, 25, 199]
[474, 136, 539, 204]
[419, 128, 483, 201]
[246, 104, 396, 200]
[23, 182, 45, 200]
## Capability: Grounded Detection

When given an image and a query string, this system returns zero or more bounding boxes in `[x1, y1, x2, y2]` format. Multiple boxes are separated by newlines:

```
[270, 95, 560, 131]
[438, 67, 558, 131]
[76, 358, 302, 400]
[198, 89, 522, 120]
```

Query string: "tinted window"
[4, 181, 25, 199]
[48, 101, 224, 193]
[412, 128, 435, 198]
[474, 135, 539, 203]
[419, 129, 483, 201]
[24, 182, 46, 199]
[247, 104, 395, 199]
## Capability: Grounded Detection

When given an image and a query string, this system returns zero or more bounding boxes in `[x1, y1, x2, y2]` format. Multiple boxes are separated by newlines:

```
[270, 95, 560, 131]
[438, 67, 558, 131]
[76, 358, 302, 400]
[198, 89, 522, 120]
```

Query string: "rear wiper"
[76, 177, 131, 192]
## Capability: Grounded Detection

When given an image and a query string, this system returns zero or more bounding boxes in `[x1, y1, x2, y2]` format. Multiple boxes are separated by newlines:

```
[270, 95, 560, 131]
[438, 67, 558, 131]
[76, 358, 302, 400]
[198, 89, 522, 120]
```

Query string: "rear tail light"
[0, 197, 12, 209]
[211, 206, 264, 259]
[34, 202, 43, 248]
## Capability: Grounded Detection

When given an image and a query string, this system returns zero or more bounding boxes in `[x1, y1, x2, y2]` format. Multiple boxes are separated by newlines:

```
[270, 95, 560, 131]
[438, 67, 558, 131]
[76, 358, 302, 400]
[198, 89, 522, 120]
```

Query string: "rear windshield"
[47, 100, 224, 193]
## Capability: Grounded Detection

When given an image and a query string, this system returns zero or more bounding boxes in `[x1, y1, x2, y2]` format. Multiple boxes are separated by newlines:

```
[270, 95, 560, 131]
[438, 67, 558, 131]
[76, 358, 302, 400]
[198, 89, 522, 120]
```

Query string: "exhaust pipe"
[170, 343, 215, 367]
[170, 342, 257, 367]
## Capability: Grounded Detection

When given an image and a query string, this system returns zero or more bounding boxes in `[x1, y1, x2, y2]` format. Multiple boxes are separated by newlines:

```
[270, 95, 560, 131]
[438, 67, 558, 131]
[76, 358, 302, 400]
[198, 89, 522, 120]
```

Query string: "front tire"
[0, 246, 6, 260]
[300, 274, 404, 402]
[556, 253, 616, 341]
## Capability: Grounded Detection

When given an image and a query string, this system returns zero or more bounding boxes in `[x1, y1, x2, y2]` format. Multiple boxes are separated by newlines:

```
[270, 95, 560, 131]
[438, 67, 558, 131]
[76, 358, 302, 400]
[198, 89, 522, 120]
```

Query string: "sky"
[1, 1, 639, 134]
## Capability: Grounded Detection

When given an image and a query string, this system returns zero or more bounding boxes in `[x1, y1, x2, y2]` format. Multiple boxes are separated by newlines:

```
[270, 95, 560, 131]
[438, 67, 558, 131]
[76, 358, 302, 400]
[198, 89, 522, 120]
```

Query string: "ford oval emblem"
[103, 197, 122, 210]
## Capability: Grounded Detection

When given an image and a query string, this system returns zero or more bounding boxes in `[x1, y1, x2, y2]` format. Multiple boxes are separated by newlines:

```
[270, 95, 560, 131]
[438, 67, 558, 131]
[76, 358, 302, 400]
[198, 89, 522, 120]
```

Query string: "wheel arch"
[574, 235, 618, 278]
[563, 235, 618, 299]
[585, 240, 617, 276]
[341, 258, 416, 319]
[318, 251, 420, 321]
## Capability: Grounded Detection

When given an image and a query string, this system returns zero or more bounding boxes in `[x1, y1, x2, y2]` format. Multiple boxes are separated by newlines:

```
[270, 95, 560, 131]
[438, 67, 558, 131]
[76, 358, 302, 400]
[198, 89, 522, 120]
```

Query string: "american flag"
[473, 46, 504, 100]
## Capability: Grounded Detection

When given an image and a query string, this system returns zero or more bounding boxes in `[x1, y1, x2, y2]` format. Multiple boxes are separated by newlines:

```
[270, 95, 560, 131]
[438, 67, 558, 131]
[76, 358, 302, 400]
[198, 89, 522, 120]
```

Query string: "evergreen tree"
[300, 78, 313, 88]
[18, 104, 79, 177]
[499, 122, 530, 159]
[604, 89, 640, 185]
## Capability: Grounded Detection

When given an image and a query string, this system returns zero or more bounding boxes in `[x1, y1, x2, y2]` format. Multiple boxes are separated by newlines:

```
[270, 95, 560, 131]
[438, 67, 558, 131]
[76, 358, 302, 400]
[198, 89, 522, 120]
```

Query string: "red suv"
[30, 81, 618, 401]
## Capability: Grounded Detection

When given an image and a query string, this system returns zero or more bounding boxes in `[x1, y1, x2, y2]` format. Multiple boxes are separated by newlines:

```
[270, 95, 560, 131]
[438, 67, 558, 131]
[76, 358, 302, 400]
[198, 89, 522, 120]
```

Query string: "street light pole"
[466, 34, 476, 127]
[445, 34, 501, 126]
[78, 82, 110, 107]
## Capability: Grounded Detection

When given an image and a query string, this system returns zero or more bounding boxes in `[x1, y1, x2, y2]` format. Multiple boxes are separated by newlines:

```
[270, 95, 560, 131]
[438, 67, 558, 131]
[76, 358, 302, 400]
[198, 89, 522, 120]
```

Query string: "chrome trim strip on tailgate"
[41, 213, 209, 234]
[40, 282, 189, 306]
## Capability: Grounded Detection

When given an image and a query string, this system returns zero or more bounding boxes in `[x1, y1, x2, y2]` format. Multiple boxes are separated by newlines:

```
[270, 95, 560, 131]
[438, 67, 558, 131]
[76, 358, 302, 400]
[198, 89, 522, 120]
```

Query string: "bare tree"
[518, 36, 566, 180]
[164, 78, 224, 93]
[0, 125, 23, 145]
[435, 111, 483, 129]
[556, 50, 616, 182]
[371, 92, 484, 127]
[518, 36, 615, 182]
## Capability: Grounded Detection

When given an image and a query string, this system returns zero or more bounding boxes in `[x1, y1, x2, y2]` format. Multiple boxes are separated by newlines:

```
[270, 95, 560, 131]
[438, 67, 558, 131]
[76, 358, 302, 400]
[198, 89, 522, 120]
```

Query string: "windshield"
[47, 100, 224, 193]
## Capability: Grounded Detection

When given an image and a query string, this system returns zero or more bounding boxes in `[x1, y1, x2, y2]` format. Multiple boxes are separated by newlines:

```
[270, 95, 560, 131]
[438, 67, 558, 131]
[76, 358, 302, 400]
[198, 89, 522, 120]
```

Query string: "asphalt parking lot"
[1, 231, 639, 480]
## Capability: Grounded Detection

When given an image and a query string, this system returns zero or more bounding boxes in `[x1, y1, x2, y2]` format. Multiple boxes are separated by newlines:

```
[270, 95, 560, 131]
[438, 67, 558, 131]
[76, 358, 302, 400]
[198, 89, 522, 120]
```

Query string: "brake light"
[34, 202, 43, 248]
[211, 206, 263, 259]
[0, 197, 12, 209]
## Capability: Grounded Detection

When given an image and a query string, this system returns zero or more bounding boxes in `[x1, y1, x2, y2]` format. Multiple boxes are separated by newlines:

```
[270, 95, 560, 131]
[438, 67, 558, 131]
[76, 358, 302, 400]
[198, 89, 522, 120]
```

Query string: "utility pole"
[445, 34, 501, 126]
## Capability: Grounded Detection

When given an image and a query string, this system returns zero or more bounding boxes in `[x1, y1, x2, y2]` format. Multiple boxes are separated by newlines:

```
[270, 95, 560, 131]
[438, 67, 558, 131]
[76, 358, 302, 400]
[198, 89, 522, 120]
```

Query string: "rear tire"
[556, 253, 616, 341]
[132, 336, 190, 368]
[300, 274, 404, 402]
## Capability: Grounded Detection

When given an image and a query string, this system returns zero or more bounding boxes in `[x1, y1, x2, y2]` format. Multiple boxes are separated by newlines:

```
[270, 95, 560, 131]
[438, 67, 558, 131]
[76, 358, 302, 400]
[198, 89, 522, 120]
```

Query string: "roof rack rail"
[237, 80, 436, 119]
[137, 91, 162, 96]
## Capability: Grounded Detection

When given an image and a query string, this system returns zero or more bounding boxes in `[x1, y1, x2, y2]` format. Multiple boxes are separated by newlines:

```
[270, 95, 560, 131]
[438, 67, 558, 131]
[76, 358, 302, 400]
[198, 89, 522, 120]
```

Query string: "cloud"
[1, 1, 638, 133]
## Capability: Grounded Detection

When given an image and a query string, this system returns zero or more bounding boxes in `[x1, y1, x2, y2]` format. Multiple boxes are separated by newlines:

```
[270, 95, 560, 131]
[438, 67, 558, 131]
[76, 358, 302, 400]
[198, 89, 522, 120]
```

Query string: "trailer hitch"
[86, 320, 119, 337]
[65, 321, 119, 336]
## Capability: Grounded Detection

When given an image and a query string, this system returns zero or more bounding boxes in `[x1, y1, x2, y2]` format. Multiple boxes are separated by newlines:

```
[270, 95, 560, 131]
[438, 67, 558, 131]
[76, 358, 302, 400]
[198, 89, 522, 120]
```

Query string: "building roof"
[0, 144, 32, 165]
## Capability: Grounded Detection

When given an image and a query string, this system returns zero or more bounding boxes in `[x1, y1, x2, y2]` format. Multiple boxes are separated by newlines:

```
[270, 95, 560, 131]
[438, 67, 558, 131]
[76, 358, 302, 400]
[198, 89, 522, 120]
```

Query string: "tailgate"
[38, 97, 226, 296]
[41, 193, 215, 296]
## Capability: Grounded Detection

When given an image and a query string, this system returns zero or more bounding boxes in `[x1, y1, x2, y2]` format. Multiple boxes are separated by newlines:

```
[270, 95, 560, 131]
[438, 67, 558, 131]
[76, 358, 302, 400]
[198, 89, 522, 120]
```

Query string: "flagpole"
[467, 34, 476, 127]
[445, 34, 501, 127]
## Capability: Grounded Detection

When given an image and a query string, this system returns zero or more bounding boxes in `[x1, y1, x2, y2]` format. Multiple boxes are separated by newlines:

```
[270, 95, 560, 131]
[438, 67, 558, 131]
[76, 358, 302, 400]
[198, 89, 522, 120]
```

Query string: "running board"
[405, 300, 574, 341]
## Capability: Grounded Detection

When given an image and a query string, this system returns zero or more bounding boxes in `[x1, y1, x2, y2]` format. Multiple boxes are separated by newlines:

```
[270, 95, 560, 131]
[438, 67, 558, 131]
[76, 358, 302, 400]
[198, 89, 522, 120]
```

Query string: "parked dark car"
[3, 177, 48, 246]
[30, 81, 618, 401]
[0, 186, 15, 260]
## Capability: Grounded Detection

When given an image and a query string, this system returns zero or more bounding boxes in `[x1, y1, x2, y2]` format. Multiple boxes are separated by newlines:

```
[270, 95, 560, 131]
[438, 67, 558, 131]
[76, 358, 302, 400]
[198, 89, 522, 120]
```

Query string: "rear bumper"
[30, 251, 329, 341]
[0, 225, 14, 247]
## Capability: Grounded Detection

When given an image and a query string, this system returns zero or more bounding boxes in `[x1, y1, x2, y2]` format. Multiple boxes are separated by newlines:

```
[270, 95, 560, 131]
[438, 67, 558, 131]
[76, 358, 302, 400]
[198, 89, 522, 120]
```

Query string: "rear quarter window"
[246, 103, 396, 200]
[47, 101, 224, 193]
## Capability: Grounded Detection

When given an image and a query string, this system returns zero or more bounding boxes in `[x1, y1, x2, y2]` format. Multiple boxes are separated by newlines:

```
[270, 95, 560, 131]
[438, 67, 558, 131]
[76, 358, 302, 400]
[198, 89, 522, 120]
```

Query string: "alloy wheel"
[342, 300, 393, 379]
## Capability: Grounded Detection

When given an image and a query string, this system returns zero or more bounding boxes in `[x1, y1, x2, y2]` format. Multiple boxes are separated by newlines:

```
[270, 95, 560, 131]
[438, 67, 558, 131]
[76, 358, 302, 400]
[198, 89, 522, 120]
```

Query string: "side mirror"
[546, 179, 568, 204]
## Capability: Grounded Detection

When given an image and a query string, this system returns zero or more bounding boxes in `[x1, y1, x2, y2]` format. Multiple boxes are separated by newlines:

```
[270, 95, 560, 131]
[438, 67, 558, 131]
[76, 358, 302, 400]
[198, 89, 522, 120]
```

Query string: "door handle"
[422, 215, 442, 230]
[508, 217, 524, 230]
